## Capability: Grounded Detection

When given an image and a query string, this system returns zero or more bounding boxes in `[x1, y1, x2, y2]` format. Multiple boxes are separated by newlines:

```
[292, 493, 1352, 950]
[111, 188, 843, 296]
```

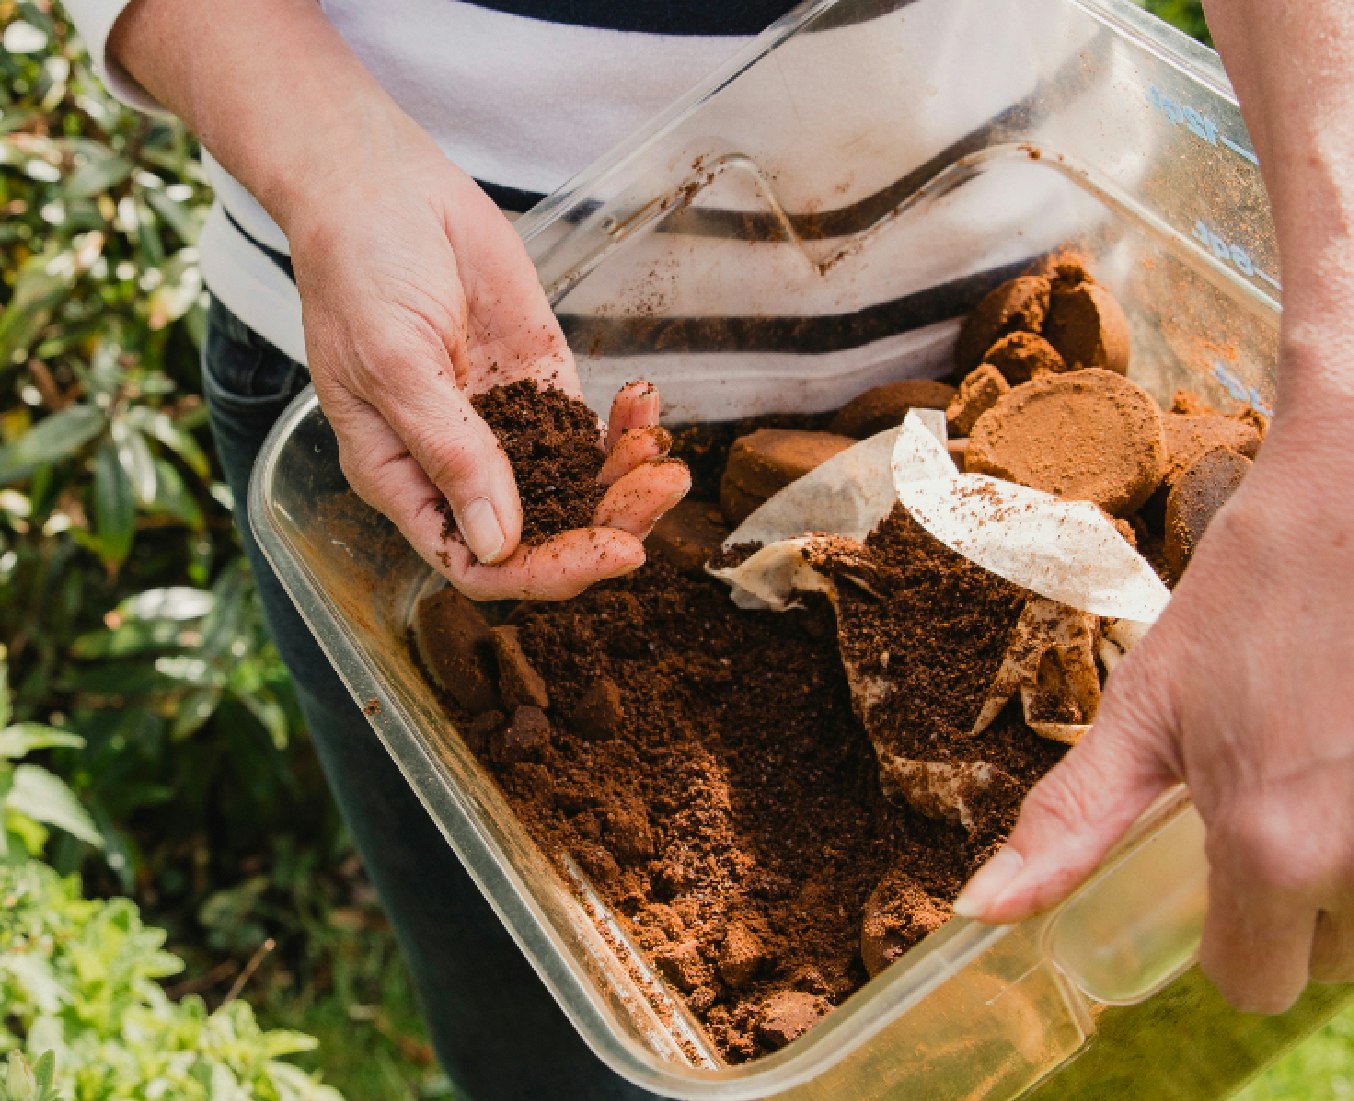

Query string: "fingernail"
[459, 497, 505, 564]
[953, 846, 1025, 919]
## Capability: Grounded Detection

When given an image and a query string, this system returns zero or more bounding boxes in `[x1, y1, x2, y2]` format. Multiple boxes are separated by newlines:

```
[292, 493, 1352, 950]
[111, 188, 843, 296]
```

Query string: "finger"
[954, 646, 1178, 924]
[356, 347, 522, 565]
[1310, 910, 1354, 983]
[438, 528, 647, 602]
[595, 460, 692, 537]
[606, 381, 661, 450]
[323, 392, 489, 580]
[1201, 870, 1316, 1013]
[598, 426, 673, 486]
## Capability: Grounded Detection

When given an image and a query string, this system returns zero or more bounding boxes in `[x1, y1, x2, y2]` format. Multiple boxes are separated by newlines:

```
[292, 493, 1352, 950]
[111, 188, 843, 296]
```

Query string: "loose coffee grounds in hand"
[446, 380, 608, 545]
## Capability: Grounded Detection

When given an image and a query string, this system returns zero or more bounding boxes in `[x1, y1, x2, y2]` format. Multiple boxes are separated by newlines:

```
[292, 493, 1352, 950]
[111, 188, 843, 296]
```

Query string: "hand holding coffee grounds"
[456, 380, 609, 545]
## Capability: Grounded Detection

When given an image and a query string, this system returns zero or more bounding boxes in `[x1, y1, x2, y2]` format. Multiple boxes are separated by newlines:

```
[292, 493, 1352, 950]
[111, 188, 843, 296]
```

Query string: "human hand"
[953, 401, 1354, 1013]
[286, 133, 688, 601]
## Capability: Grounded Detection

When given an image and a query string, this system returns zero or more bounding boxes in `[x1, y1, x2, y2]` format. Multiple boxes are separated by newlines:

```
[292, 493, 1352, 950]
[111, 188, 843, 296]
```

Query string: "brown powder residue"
[967, 369, 1168, 517]
[457, 381, 607, 544]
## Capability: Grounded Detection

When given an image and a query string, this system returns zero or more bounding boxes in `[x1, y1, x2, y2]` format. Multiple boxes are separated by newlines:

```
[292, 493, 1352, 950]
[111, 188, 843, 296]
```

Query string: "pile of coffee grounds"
[454, 381, 607, 544]
[823, 509, 1063, 808]
[433, 558, 1024, 1061]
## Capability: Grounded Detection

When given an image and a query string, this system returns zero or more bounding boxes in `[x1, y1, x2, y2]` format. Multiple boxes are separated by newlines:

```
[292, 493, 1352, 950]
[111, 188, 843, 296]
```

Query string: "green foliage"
[1143, 0, 1211, 45]
[1, 1051, 62, 1101]
[0, 649, 99, 861]
[0, 0, 334, 923]
[0, 859, 343, 1101]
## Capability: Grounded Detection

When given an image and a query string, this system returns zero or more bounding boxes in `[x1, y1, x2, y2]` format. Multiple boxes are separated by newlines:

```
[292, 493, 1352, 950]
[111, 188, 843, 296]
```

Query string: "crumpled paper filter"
[708, 411, 1171, 827]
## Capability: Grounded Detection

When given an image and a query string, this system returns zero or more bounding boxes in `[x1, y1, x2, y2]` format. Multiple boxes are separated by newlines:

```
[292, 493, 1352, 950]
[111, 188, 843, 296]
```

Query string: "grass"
[1240, 1005, 1354, 1101]
[253, 925, 452, 1101]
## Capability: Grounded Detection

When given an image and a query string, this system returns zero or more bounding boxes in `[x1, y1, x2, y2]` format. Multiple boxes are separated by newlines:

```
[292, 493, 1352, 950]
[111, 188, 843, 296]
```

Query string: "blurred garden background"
[0, 0, 1346, 1098]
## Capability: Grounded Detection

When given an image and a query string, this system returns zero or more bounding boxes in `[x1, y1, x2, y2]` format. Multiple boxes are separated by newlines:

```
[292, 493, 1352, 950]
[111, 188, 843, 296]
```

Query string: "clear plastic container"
[250, 1, 1352, 1097]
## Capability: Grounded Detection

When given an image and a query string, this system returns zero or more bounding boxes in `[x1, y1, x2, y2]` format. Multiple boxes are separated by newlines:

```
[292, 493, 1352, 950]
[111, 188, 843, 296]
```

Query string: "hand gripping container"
[251, 1, 1354, 1097]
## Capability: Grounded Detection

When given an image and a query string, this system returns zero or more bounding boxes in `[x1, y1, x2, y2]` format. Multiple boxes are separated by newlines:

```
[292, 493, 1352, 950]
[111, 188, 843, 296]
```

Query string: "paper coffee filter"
[708, 409, 1171, 826]
[714, 410, 1170, 624]
[710, 425, 906, 610]
[724, 426, 905, 548]
[895, 474, 1170, 623]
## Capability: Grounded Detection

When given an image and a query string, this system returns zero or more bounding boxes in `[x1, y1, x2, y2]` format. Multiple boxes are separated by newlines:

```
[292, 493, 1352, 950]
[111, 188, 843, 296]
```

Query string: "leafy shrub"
[0, 859, 342, 1101]
[0, 1, 346, 963]
[1144, 0, 1210, 44]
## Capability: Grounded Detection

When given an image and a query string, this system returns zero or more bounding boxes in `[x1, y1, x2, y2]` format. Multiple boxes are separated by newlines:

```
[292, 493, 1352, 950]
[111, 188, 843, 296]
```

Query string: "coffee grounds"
[818, 508, 1065, 829]
[454, 381, 607, 544]
[425, 556, 1037, 1061]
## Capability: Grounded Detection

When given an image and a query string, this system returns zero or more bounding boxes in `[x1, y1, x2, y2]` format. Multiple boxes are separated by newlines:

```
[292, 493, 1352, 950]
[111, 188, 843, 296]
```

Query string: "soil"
[454, 381, 607, 544]
[966, 368, 1168, 517]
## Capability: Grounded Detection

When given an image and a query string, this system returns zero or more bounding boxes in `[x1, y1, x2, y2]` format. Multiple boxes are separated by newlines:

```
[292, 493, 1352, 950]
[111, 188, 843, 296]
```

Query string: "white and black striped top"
[66, 0, 801, 361]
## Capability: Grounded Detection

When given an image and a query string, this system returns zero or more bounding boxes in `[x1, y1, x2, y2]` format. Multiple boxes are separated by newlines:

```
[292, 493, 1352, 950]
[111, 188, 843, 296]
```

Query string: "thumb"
[353, 336, 522, 566]
[954, 643, 1180, 924]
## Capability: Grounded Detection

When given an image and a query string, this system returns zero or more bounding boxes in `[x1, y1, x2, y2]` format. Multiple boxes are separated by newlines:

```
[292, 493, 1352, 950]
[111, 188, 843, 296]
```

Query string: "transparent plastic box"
[250, 1, 1353, 1097]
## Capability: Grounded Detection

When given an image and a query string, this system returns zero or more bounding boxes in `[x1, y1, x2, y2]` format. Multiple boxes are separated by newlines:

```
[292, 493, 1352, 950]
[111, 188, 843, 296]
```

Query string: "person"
[60, 0, 1354, 1096]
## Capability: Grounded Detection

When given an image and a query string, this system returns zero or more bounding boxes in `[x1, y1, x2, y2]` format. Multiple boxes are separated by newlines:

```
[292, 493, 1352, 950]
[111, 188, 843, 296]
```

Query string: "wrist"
[262, 97, 442, 240]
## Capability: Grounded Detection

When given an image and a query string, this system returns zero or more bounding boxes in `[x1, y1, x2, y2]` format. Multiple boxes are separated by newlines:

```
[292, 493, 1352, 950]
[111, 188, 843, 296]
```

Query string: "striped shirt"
[64, 0, 799, 363]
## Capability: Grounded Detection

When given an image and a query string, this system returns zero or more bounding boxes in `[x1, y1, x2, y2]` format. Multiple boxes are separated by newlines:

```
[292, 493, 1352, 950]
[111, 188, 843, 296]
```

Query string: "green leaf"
[143, 185, 202, 244]
[118, 586, 213, 622]
[111, 417, 157, 505]
[124, 407, 212, 478]
[146, 458, 204, 528]
[32, 1051, 55, 1094]
[0, 653, 10, 730]
[0, 405, 107, 483]
[233, 688, 290, 750]
[169, 686, 220, 740]
[92, 438, 135, 569]
[8, 765, 103, 847]
[70, 618, 188, 659]
[0, 238, 101, 368]
[0, 723, 84, 759]
[64, 149, 132, 199]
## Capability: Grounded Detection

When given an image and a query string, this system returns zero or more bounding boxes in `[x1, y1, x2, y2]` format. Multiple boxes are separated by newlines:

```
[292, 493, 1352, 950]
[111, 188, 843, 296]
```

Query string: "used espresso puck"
[954, 276, 1052, 372]
[983, 330, 1066, 385]
[1042, 282, 1131, 374]
[967, 368, 1167, 516]
[829, 379, 956, 439]
[1165, 448, 1252, 577]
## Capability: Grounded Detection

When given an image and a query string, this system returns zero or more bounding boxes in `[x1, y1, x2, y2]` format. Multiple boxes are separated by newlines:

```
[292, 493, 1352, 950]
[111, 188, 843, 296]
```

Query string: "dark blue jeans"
[202, 296, 658, 1101]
